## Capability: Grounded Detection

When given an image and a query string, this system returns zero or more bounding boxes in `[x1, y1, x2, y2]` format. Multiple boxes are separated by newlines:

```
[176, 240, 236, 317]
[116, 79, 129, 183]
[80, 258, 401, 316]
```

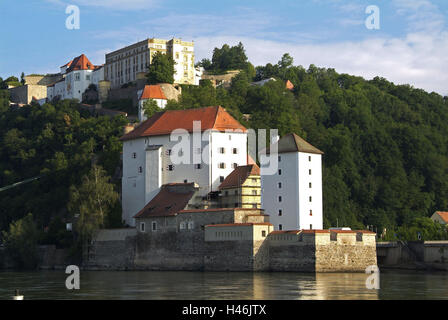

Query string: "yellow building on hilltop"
[219, 164, 261, 209]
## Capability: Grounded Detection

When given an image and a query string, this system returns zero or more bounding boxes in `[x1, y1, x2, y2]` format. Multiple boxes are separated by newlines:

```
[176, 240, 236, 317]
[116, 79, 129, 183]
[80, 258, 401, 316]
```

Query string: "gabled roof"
[134, 183, 197, 219]
[66, 54, 95, 72]
[433, 211, 448, 223]
[121, 106, 247, 141]
[61, 60, 73, 68]
[262, 133, 324, 155]
[219, 164, 260, 190]
[140, 84, 167, 100]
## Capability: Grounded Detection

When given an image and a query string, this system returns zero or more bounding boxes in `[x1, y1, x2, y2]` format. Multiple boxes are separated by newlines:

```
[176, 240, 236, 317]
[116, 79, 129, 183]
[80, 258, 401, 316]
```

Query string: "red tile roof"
[247, 154, 256, 165]
[61, 60, 73, 68]
[270, 230, 300, 235]
[134, 183, 196, 218]
[121, 106, 247, 141]
[285, 80, 294, 90]
[66, 54, 95, 72]
[140, 85, 167, 100]
[434, 211, 448, 223]
[206, 223, 273, 227]
[219, 164, 260, 190]
[300, 230, 330, 234]
[330, 230, 357, 233]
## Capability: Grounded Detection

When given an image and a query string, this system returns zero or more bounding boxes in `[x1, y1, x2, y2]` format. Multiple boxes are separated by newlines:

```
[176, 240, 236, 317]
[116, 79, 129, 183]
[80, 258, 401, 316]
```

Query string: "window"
[308, 156, 312, 162]
[310, 224, 313, 230]
[168, 165, 174, 171]
[138, 166, 143, 173]
[232, 163, 238, 169]
[278, 196, 282, 202]
[229, 135, 232, 141]
[188, 221, 194, 230]
[309, 169, 312, 175]
[166, 149, 172, 155]
[86, 74, 91, 81]
[252, 190, 257, 195]
[132, 152, 137, 159]
[234, 190, 238, 195]
[184, 179, 188, 183]
[234, 202, 239, 207]
[218, 147, 225, 154]
[151, 221, 157, 231]
[278, 182, 282, 189]
[278, 156, 282, 162]
[232, 148, 238, 154]
[309, 182, 312, 188]
[310, 210, 313, 216]
[279, 224, 283, 231]
[218, 163, 226, 169]
[278, 169, 282, 175]
[74, 73, 80, 81]
[278, 209, 283, 216]
[309, 196, 312, 202]
[252, 204, 257, 208]
[262, 230, 266, 237]
[220, 176, 225, 182]
[195, 164, 202, 169]
[225, 191, 229, 196]
[180, 222, 186, 230]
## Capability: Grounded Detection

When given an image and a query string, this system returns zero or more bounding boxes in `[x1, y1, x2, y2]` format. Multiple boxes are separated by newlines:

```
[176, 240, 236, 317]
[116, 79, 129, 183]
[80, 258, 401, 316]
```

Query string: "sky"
[0, 0, 447, 95]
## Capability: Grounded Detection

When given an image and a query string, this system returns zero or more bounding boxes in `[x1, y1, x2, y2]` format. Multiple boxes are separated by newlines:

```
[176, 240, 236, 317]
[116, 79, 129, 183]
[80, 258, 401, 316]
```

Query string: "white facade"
[122, 131, 248, 226]
[261, 150, 323, 231]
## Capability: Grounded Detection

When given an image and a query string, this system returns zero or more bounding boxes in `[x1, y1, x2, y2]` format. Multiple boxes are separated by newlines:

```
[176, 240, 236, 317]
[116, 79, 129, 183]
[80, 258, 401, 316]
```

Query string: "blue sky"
[0, 0, 447, 94]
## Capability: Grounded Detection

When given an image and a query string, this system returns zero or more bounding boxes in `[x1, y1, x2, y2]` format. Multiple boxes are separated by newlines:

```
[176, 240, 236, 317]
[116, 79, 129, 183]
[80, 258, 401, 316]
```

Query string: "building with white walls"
[47, 54, 104, 102]
[137, 84, 168, 122]
[260, 133, 324, 231]
[120, 106, 248, 227]
[104, 38, 196, 89]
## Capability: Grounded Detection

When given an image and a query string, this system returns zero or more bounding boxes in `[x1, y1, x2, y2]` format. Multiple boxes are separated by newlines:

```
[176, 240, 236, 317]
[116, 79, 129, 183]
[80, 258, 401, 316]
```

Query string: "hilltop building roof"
[121, 106, 247, 141]
[432, 211, 448, 224]
[219, 164, 260, 190]
[66, 54, 96, 72]
[262, 133, 324, 155]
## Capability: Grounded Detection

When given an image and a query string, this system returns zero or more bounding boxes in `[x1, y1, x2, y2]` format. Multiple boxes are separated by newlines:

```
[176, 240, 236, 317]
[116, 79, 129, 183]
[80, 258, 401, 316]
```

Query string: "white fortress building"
[47, 54, 104, 102]
[260, 133, 324, 231]
[120, 106, 248, 226]
[104, 38, 197, 88]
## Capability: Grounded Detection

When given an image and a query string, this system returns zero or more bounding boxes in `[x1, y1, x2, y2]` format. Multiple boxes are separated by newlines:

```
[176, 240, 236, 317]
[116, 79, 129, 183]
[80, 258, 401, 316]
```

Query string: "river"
[0, 270, 447, 300]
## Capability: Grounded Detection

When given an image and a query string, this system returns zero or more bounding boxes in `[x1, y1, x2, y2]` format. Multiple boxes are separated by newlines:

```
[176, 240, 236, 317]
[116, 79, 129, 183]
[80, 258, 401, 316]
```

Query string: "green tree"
[68, 165, 119, 243]
[20, 72, 25, 85]
[142, 99, 161, 118]
[147, 51, 175, 84]
[2, 213, 40, 269]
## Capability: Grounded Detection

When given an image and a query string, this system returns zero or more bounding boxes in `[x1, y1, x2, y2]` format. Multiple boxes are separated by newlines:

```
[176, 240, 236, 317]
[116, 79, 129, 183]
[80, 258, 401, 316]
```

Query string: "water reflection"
[0, 270, 446, 300]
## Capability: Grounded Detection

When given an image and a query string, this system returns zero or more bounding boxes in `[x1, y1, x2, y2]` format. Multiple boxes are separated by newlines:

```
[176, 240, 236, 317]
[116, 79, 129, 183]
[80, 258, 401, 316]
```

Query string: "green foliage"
[384, 217, 448, 241]
[142, 99, 161, 118]
[202, 42, 251, 75]
[0, 99, 127, 234]
[102, 99, 136, 115]
[68, 165, 119, 243]
[147, 51, 175, 84]
[2, 213, 39, 269]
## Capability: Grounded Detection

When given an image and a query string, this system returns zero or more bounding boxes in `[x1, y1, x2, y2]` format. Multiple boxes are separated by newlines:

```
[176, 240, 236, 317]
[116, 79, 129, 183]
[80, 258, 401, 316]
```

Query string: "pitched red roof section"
[219, 164, 260, 190]
[285, 80, 294, 90]
[140, 85, 167, 100]
[247, 154, 256, 165]
[434, 211, 448, 223]
[270, 230, 300, 235]
[61, 60, 73, 68]
[134, 183, 196, 218]
[300, 230, 330, 234]
[120, 106, 247, 141]
[66, 54, 95, 72]
[330, 230, 357, 233]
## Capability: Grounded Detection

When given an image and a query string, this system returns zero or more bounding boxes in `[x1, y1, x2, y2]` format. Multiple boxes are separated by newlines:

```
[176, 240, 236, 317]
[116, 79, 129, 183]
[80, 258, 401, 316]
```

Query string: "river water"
[0, 270, 447, 300]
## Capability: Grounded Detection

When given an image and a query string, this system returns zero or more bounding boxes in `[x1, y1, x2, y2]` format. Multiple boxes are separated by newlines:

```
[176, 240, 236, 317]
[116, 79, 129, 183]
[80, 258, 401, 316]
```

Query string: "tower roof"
[262, 133, 324, 155]
[66, 54, 95, 72]
[140, 84, 167, 100]
[121, 106, 247, 141]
